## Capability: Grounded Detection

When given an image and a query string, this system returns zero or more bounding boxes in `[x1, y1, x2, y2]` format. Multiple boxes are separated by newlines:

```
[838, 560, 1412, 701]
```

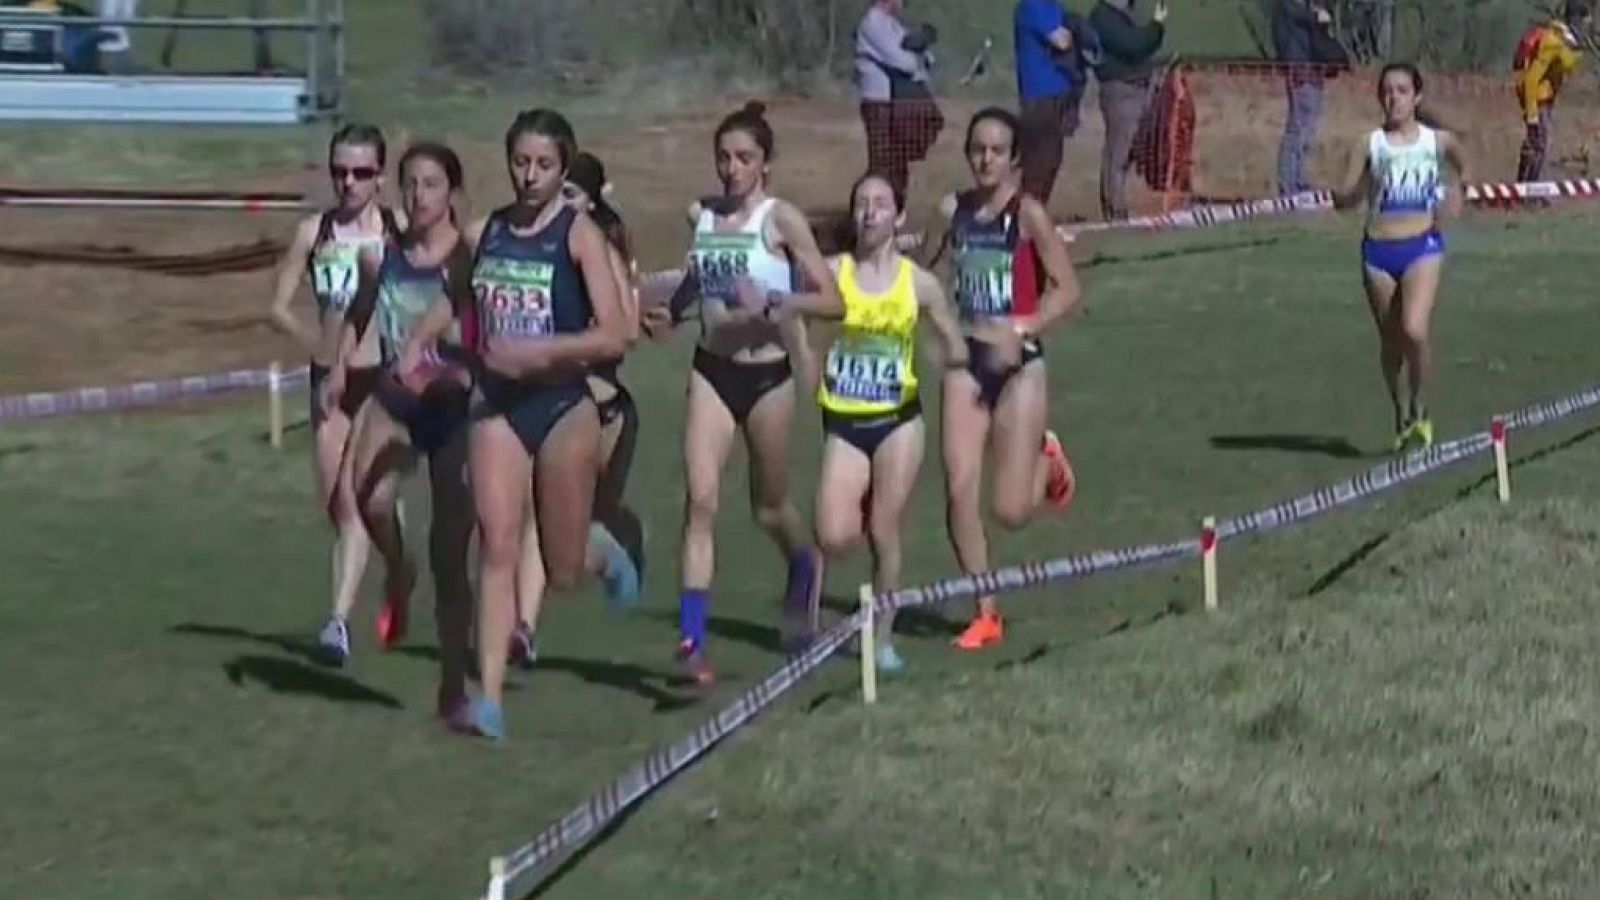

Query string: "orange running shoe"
[1041, 429, 1075, 510]
[376, 566, 414, 650]
[953, 610, 1004, 651]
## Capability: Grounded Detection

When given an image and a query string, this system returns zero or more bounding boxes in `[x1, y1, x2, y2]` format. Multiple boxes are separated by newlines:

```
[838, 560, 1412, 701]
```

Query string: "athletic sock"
[679, 589, 709, 646]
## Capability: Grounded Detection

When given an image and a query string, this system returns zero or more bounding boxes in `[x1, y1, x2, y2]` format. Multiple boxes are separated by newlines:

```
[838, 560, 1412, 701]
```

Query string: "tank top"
[306, 207, 401, 315]
[819, 256, 921, 416]
[1366, 125, 1442, 221]
[470, 205, 593, 351]
[373, 242, 459, 373]
[688, 197, 794, 312]
[949, 194, 1042, 325]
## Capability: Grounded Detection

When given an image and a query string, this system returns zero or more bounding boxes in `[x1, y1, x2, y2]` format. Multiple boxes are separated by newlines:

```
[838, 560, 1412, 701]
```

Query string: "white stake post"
[267, 361, 283, 449]
[486, 856, 507, 900]
[1201, 516, 1219, 612]
[859, 583, 877, 705]
[1491, 416, 1510, 504]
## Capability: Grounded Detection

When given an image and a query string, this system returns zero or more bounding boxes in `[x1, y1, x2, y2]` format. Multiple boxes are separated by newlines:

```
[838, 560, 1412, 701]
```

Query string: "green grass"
[2, 206, 1598, 899]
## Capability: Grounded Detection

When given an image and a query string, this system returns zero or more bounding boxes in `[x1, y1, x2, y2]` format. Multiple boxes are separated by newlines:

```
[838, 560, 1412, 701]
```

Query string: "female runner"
[402, 109, 636, 739]
[510, 150, 646, 667]
[940, 107, 1081, 652]
[324, 141, 476, 729]
[1332, 63, 1469, 451]
[737, 171, 967, 673]
[266, 123, 404, 665]
[653, 101, 842, 686]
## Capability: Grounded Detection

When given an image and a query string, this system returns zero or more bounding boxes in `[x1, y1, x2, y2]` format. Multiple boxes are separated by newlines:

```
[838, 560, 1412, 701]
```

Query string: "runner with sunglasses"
[267, 123, 406, 666]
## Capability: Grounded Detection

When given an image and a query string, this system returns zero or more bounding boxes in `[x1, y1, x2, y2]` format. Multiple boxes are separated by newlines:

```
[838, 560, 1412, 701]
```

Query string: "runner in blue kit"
[1332, 63, 1469, 452]
[938, 107, 1082, 653]
[642, 101, 843, 686]
[266, 123, 405, 666]
[509, 150, 646, 670]
[323, 142, 476, 731]
[402, 109, 639, 739]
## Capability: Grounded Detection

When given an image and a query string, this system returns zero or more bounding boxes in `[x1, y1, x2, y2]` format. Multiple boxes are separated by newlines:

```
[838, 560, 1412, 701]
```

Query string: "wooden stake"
[268, 361, 284, 449]
[1201, 516, 1219, 612]
[1491, 416, 1511, 504]
[859, 583, 877, 705]
[486, 856, 507, 900]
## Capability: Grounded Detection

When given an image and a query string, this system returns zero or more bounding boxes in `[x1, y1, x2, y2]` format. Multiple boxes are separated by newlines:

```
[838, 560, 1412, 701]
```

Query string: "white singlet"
[1366, 125, 1442, 222]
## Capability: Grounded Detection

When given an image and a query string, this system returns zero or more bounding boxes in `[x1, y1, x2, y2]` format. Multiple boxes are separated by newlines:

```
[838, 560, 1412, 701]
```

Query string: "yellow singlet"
[818, 256, 920, 416]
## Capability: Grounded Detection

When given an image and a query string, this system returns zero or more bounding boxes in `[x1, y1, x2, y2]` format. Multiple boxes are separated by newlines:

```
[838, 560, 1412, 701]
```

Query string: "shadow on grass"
[1305, 423, 1600, 596]
[1209, 433, 1366, 459]
[169, 621, 328, 666]
[223, 654, 403, 709]
[537, 655, 702, 713]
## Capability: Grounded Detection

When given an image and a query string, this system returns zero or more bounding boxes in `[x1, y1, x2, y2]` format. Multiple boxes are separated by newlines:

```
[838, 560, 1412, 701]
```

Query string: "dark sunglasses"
[330, 165, 380, 182]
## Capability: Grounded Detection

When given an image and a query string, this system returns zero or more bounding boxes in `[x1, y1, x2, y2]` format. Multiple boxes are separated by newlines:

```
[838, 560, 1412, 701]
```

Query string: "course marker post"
[859, 583, 877, 705]
[1491, 416, 1510, 503]
[486, 856, 507, 900]
[1201, 516, 1219, 611]
[268, 361, 283, 449]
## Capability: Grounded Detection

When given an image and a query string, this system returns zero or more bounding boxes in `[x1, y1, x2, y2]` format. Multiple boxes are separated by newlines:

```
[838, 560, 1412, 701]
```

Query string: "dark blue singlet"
[470, 205, 594, 452]
[371, 245, 469, 456]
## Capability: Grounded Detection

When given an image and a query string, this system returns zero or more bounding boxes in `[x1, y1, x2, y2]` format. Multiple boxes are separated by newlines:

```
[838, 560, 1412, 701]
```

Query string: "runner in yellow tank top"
[743, 172, 966, 673]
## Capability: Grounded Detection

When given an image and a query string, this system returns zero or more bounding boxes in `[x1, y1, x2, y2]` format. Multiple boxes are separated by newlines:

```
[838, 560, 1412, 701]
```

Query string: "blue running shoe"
[471, 697, 505, 741]
[590, 523, 641, 612]
[875, 642, 907, 676]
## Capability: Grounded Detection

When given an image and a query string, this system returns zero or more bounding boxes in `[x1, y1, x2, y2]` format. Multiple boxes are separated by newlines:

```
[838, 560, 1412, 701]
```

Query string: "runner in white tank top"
[1332, 63, 1470, 454]
[265, 123, 407, 666]
[640, 101, 843, 687]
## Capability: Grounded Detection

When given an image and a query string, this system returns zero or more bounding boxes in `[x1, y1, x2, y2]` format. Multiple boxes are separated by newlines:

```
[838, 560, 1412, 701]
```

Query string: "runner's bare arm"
[1015, 195, 1082, 335]
[611, 249, 641, 346]
[744, 200, 847, 321]
[266, 215, 322, 355]
[1332, 137, 1371, 211]
[912, 264, 969, 369]
[1440, 131, 1471, 218]
[332, 246, 383, 374]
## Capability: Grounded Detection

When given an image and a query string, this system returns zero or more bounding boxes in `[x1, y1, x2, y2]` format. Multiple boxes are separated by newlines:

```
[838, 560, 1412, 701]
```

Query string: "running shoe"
[780, 548, 823, 654]
[376, 566, 414, 650]
[590, 522, 641, 612]
[438, 686, 473, 735]
[605, 506, 647, 606]
[875, 641, 907, 676]
[1412, 415, 1434, 449]
[1041, 429, 1076, 510]
[953, 610, 1004, 651]
[317, 615, 350, 667]
[470, 696, 505, 741]
[675, 638, 716, 687]
[508, 623, 538, 670]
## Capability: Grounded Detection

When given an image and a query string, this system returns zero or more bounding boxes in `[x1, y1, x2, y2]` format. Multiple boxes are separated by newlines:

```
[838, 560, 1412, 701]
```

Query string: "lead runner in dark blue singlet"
[403, 109, 638, 740]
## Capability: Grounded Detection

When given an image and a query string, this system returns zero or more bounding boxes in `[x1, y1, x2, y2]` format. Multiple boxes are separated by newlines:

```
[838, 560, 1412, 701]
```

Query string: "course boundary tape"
[0, 365, 308, 424]
[488, 381, 1600, 898]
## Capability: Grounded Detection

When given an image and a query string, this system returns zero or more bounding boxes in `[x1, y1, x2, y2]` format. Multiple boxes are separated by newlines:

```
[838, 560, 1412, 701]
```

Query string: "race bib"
[474, 257, 555, 339]
[955, 246, 1013, 321]
[689, 232, 756, 304]
[377, 276, 439, 354]
[825, 335, 903, 405]
[310, 245, 361, 313]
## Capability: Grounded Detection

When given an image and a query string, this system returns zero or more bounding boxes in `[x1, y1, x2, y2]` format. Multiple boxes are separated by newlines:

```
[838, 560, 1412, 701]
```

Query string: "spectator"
[854, 0, 945, 198]
[1089, 0, 1167, 220]
[1014, 0, 1101, 207]
[1272, 0, 1346, 196]
[1514, 0, 1591, 182]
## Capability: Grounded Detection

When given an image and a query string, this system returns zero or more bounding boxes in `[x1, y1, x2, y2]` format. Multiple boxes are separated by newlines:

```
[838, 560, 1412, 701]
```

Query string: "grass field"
[3, 202, 1599, 899]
